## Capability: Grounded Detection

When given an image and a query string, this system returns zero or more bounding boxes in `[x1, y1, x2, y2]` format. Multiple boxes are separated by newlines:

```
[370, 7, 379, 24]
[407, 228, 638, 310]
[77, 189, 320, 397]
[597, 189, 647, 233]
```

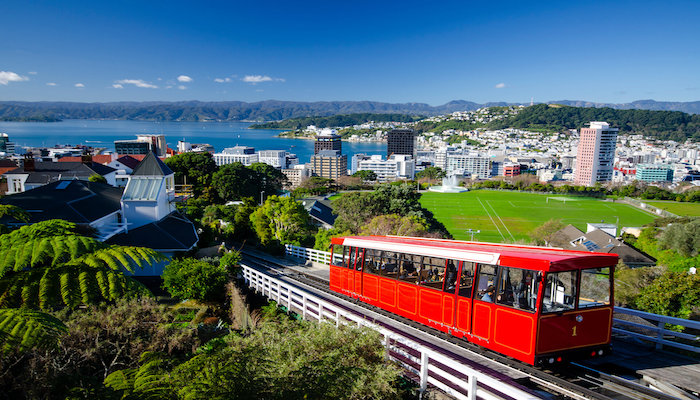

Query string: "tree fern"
[105, 352, 176, 400]
[0, 308, 67, 353]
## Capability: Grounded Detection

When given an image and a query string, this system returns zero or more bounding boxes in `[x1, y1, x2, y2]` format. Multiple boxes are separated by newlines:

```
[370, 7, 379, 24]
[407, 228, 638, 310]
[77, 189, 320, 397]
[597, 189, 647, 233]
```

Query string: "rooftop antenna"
[530, 97, 534, 106]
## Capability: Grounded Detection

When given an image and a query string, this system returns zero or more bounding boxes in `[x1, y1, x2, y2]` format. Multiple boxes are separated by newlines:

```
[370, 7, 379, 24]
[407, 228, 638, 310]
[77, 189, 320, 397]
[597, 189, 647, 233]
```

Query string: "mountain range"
[0, 99, 698, 122]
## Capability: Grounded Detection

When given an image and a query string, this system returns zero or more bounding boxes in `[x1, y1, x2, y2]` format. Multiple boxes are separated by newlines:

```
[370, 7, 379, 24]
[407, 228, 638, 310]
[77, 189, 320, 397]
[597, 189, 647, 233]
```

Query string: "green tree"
[0, 220, 164, 310]
[635, 272, 700, 320]
[162, 258, 229, 302]
[313, 227, 351, 251]
[248, 162, 287, 195]
[250, 196, 313, 247]
[415, 166, 446, 181]
[105, 318, 403, 400]
[292, 176, 335, 197]
[0, 308, 67, 353]
[88, 174, 107, 184]
[359, 214, 431, 237]
[658, 218, 700, 257]
[211, 162, 258, 201]
[164, 152, 218, 196]
[352, 170, 377, 182]
[530, 219, 566, 246]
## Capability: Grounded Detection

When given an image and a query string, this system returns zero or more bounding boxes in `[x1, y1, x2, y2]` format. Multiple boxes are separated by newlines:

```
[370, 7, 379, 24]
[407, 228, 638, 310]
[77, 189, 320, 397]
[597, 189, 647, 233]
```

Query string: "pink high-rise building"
[574, 121, 618, 186]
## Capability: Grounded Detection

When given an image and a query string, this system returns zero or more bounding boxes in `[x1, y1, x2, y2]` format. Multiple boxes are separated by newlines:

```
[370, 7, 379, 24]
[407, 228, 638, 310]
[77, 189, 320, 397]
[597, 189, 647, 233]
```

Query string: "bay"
[0, 120, 386, 166]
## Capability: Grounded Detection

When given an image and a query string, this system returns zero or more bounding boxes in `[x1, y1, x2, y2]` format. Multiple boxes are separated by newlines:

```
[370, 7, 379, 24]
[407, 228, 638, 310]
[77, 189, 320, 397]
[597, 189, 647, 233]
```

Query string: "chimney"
[81, 151, 93, 164]
[23, 153, 35, 172]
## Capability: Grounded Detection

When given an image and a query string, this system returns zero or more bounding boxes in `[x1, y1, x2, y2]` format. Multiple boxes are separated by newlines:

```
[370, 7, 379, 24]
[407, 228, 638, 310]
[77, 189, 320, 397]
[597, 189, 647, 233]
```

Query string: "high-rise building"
[310, 150, 347, 179]
[0, 133, 16, 154]
[314, 131, 342, 154]
[387, 129, 415, 158]
[574, 122, 618, 186]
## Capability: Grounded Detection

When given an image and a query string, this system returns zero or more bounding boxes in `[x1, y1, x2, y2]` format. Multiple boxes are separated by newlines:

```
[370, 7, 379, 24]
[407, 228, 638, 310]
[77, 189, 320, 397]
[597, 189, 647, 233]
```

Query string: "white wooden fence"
[242, 264, 540, 400]
[613, 307, 700, 354]
[284, 244, 700, 355]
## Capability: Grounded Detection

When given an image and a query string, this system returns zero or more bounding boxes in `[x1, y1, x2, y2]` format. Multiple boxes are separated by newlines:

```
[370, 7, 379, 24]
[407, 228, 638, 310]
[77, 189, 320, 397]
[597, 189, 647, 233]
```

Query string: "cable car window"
[458, 262, 475, 297]
[398, 254, 420, 284]
[542, 271, 577, 313]
[347, 247, 356, 270]
[496, 267, 538, 312]
[579, 267, 611, 308]
[331, 245, 344, 267]
[381, 251, 399, 279]
[443, 260, 459, 293]
[363, 249, 381, 275]
[355, 248, 365, 271]
[421, 257, 446, 289]
[476, 264, 497, 302]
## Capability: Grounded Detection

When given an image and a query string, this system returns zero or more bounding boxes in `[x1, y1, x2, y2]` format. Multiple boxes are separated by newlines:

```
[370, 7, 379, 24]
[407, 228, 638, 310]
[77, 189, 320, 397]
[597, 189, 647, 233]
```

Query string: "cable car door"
[453, 262, 475, 335]
[471, 264, 498, 342]
[352, 248, 364, 298]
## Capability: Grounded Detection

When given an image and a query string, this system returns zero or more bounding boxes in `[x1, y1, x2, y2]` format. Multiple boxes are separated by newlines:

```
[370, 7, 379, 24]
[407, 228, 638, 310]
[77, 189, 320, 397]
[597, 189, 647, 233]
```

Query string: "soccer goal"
[546, 196, 569, 205]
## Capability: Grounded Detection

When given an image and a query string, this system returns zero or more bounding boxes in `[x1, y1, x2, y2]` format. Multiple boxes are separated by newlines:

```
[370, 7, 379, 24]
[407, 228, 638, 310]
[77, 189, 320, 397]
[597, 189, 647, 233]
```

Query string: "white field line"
[476, 197, 506, 241]
[508, 201, 516, 208]
[486, 200, 515, 242]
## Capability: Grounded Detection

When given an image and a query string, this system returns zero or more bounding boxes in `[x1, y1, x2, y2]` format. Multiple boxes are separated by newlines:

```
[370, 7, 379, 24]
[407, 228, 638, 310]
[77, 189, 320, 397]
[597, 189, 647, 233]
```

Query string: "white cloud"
[178, 85, 187, 90]
[75, 83, 85, 88]
[112, 84, 124, 89]
[242, 75, 284, 84]
[177, 75, 193, 83]
[28, 71, 38, 75]
[495, 82, 506, 89]
[0, 71, 29, 85]
[214, 77, 232, 83]
[46, 82, 57, 86]
[114, 79, 158, 89]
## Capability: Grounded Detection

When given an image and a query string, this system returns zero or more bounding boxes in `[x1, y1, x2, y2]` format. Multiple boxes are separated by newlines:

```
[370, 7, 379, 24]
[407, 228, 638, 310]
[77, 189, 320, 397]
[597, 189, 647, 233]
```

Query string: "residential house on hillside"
[0, 152, 198, 276]
[300, 197, 337, 229]
[548, 224, 656, 268]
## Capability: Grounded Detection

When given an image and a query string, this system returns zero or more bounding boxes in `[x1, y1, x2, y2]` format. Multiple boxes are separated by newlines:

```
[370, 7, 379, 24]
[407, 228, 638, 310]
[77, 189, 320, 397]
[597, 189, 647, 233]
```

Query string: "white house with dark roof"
[4, 157, 117, 194]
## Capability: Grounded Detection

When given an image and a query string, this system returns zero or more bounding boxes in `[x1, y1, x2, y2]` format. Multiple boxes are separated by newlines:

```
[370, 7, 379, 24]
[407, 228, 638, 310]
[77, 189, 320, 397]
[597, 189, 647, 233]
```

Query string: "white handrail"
[242, 264, 540, 400]
[285, 244, 700, 355]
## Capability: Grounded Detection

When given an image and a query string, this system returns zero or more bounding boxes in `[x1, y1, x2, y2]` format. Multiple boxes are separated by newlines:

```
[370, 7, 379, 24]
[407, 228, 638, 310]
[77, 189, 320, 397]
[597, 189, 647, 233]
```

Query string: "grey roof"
[106, 211, 198, 251]
[4, 161, 116, 184]
[0, 180, 123, 224]
[549, 225, 655, 266]
[132, 152, 173, 176]
[301, 197, 337, 226]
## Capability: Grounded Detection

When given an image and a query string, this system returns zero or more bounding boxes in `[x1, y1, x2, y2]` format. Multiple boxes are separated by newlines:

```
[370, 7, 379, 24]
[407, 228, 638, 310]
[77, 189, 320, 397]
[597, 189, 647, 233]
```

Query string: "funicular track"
[240, 250, 680, 400]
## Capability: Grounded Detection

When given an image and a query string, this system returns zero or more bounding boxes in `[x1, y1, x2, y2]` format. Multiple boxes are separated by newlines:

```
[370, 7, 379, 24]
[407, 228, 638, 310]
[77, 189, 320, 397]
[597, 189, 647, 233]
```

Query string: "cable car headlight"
[576, 315, 583, 323]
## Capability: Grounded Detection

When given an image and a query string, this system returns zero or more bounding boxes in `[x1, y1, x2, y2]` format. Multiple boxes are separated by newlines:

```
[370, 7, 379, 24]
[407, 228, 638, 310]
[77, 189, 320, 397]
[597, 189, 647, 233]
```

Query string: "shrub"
[163, 258, 229, 302]
[219, 250, 242, 275]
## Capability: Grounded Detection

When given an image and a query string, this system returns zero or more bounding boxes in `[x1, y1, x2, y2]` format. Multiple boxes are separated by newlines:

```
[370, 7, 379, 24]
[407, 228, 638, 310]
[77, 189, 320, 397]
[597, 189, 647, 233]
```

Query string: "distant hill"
[0, 99, 698, 123]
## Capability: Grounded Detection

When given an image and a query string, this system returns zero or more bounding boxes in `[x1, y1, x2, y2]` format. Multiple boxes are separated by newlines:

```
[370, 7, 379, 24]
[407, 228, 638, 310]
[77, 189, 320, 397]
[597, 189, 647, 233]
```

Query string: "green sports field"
[419, 190, 657, 242]
[639, 200, 700, 217]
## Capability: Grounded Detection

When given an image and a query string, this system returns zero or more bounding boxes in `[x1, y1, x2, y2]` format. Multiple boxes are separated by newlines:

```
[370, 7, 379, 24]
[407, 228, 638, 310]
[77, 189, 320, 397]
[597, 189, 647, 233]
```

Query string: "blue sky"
[1, 0, 699, 105]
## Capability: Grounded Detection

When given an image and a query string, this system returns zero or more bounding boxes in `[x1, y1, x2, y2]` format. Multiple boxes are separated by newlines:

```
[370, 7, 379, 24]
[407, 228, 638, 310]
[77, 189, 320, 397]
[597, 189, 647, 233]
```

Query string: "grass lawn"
[640, 200, 700, 217]
[419, 190, 657, 242]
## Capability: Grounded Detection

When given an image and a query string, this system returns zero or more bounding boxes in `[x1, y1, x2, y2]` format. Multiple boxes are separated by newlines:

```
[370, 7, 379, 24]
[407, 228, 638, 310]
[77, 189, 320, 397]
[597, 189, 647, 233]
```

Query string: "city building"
[281, 164, 312, 189]
[177, 140, 214, 154]
[115, 140, 151, 156]
[213, 146, 258, 166]
[114, 134, 167, 156]
[635, 164, 673, 183]
[357, 154, 415, 182]
[574, 121, 619, 186]
[310, 150, 347, 179]
[258, 150, 287, 169]
[503, 163, 521, 177]
[446, 154, 490, 179]
[0, 133, 16, 154]
[387, 129, 415, 158]
[314, 130, 342, 154]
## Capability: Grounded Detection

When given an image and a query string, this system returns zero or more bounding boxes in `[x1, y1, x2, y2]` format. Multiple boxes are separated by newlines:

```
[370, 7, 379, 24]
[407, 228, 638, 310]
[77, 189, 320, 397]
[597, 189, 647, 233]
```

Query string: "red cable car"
[329, 236, 617, 365]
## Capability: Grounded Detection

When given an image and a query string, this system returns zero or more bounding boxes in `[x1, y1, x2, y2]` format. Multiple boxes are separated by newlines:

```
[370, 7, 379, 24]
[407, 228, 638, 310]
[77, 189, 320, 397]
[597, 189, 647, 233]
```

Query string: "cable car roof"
[331, 236, 618, 272]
